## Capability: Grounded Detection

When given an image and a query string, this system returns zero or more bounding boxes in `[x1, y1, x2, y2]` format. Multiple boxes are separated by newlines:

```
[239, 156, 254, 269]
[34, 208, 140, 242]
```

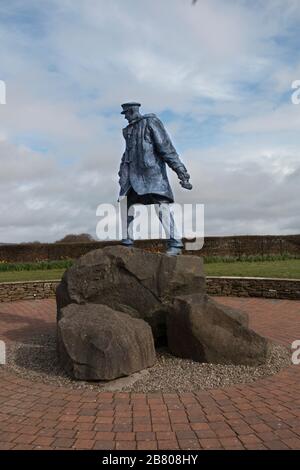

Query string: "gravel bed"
[6, 332, 291, 393]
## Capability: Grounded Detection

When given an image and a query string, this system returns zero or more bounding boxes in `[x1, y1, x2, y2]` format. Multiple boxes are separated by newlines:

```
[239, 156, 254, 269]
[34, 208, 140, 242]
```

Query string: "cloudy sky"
[0, 0, 299, 242]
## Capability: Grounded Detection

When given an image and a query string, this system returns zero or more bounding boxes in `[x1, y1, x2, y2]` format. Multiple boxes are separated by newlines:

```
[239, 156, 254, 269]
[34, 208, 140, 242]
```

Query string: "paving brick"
[178, 439, 201, 450]
[158, 440, 179, 450]
[156, 431, 176, 440]
[133, 423, 152, 432]
[75, 431, 96, 440]
[199, 438, 222, 449]
[239, 434, 263, 445]
[93, 440, 115, 450]
[195, 429, 217, 439]
[116, 441, 136, 450]
[136, 431, 156, 441]
[282, 437, 300, 449]
[1, 297, 300, 451]
[13, 434, 36, 445]
[171, 423, 192, 431]
[175, 430, 196, 440]
[0, 442, 16, 450]
[95, 432, 115, 441]
[137, 441, 158, 450]
[191, 422, 211, 431]
[115, 432, 135, 441]
[52, 438, 75, 448]
[73, 439, 94, 449]
[264, 440, 290, 450]
[219, 437, 244, 449]
[32, 437, 55, 447]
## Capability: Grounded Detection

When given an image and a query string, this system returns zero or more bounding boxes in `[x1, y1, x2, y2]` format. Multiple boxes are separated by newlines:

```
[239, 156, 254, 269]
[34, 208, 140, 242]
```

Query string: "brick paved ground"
[0, 297, 300, 450]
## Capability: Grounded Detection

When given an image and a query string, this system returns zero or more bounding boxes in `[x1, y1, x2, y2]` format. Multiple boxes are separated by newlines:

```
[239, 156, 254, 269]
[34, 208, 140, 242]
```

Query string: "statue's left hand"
[180, 180, 193, 190]
[177, 168, 193, 190]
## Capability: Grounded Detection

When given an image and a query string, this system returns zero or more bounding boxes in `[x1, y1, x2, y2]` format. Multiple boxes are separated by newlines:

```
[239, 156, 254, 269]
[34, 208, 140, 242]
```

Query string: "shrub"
[203, 253, 300, 264]
[0, 259, 74, 272]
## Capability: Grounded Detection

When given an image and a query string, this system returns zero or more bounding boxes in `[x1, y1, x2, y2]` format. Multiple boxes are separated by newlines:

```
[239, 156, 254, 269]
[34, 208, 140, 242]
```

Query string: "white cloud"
[0, 0, 299, 242]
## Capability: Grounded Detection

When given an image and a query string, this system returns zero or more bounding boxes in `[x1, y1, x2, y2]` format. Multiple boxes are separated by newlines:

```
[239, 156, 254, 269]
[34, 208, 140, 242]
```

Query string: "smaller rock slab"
[57, 303, 156, 380]
[167, 294, 271, 366]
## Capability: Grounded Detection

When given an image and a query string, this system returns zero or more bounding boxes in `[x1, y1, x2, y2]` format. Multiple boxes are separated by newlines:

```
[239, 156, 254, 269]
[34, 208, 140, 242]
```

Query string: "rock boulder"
[166, 294, 270, 366]
[56, 245, 205, 343]
[57, 303, 156, 380]
[56, 246, 273, 377]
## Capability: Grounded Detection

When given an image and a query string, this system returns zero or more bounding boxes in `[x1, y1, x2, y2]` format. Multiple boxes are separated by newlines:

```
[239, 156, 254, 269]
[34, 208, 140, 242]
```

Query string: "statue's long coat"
[118, 114, 186, 203]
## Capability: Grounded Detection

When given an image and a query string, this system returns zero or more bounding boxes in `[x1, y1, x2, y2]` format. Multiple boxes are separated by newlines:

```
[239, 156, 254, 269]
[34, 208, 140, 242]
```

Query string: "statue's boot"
[121, 238, 134, 247]
[166, 246, 182, 256]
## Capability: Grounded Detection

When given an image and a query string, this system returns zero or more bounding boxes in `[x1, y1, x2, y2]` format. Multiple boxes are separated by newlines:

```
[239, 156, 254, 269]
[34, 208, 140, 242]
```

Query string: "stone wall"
[0, 277, 299, 303]
[206, 277, 300, 300]
[0, 281, 58, 303]
[0, 234, 299, 263]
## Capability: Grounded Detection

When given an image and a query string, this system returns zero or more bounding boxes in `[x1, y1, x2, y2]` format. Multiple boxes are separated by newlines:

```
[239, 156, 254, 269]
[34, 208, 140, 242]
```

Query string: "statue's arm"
[149, 118, 192, 189]
[118, 152, 125, 178]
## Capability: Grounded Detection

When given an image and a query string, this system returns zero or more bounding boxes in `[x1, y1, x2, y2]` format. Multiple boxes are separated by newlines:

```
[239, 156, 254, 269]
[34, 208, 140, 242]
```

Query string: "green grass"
[0, 259, 73, 272]
[0, 257, 299, 282]
[204, 259, 300, 279]
[0, 269, 66, 282]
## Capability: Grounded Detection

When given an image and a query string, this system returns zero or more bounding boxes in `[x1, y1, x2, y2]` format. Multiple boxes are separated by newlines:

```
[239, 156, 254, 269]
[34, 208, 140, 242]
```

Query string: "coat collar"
[122, 113, 157, 132]
[122, 114, 145, 131]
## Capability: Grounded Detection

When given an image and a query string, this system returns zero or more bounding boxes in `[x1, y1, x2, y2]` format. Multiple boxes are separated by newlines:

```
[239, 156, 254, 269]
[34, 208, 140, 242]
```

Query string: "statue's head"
[121, 102, 141, 123]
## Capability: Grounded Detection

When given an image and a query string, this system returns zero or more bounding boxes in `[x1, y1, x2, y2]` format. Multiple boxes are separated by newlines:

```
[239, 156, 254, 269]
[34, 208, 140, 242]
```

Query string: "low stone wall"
[206, 277, 300, 300]
[0, 277, 299, 303]
[0, 281, 58, 303]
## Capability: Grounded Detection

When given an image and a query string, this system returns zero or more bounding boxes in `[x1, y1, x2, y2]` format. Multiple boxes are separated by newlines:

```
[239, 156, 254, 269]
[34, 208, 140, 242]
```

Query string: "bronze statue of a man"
[118, 102, 192, 255]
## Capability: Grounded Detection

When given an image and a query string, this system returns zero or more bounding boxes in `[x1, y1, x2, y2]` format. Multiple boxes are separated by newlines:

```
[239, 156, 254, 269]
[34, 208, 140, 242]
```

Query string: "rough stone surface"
[56, 245, 205, 342]
[167, 294, 271, 366]
[56, 246, 274, 374]
[1, 276, 299, 304]
[57, 303, 156, 380]
[206, 276, 300, 300]
[0, 281, 58, 303]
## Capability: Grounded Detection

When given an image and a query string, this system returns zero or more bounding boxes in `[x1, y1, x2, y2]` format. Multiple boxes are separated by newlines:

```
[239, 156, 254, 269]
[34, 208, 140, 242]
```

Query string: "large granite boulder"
[56, 245, 205, 343]
[166, 294, 271, 366]
[57, 303, 156, 380]
[56, 246, 273, 375]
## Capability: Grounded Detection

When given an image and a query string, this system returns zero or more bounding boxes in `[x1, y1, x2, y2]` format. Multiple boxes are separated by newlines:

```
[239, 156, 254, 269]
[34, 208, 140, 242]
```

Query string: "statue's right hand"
[177, 168, 189, 181]
[180, 180, 193, 190]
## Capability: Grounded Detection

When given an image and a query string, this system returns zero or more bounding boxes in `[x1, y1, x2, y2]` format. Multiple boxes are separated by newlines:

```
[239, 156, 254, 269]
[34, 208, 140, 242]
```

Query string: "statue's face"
[124, 107, 140, 123]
